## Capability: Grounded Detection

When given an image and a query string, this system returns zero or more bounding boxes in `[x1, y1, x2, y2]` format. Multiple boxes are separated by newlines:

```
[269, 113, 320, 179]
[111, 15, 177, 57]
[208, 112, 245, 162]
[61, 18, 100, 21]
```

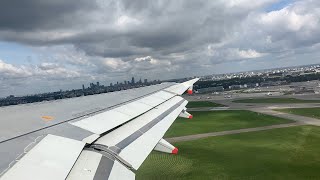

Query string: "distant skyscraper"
[97, 82, 100, 87]
[144, 79, 148, 84]
[110, 83, 113, 87]
[82, 84, 85, 90]
[131, 77, 135, 85]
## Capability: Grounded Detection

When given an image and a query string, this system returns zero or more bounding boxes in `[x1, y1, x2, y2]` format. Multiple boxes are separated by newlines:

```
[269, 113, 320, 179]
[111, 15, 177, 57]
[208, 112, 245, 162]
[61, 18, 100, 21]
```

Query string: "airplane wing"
[0, 78, 199, 180]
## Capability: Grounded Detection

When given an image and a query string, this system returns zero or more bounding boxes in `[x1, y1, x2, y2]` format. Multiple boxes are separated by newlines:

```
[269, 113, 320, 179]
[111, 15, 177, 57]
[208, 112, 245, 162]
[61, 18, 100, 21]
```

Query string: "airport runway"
[171, 93, 320, 142]
[251, 108, 320, 126]
[186, 93, 320, 126]
[166, 122, 304, 143]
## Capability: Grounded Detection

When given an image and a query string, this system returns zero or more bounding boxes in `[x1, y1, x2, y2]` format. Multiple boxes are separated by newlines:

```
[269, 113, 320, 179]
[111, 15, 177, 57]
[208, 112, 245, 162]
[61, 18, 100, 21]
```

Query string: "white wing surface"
[0, 78, 199, 180]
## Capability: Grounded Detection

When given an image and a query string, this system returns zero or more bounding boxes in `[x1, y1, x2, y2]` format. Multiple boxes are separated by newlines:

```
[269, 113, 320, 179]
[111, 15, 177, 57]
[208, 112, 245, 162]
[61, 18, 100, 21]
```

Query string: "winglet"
[164, 78, 199, 95]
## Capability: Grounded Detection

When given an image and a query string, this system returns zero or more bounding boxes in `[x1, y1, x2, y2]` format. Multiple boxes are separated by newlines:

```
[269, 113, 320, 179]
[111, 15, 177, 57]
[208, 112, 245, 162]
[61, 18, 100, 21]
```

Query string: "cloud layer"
[0, 0, 319, 96]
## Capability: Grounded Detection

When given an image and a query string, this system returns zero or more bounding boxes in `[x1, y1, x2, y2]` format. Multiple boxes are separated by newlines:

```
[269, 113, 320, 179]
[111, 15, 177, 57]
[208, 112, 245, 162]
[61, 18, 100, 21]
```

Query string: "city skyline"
[0, 76, 162, 106]
[0, 62, 319, 98]
[1, 63, 319, 107]
[0, 76, 157, 98]
[1, 0, 320, 96]
[1, 62, 319, 99]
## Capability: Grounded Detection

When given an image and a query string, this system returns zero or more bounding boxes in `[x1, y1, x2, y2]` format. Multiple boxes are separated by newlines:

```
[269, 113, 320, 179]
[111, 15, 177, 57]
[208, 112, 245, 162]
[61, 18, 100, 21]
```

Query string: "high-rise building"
[144, 79, 148, 84]
[97, 82, 100, 87]
[82, 84, 85, 90]
[131, 77, 135, 85]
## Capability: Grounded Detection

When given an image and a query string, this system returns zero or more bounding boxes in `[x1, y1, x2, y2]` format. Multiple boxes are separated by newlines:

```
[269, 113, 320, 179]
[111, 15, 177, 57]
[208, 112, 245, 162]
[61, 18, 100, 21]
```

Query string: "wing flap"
[93, 96, 184, 146]
[107, 161, 135, 180]
[66, 150, 135, 180]
[70, 90, 176, 135]
[93, 97, 187, 169]
[66, 150, 103, 180]
[118, 100, 186, 169]
[1, 134, 85, 180]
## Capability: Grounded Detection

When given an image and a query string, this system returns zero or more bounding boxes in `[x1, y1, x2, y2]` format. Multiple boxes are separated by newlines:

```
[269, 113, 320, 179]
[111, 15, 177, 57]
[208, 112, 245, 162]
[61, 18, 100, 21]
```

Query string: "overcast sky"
[0, 0, 319, 96]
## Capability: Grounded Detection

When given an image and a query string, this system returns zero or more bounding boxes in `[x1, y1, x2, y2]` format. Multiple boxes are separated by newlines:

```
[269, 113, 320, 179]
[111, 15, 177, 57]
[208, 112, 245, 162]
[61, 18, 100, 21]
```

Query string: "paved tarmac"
[184, 91, 320, 101]
[187, 93, 320, 126]
[251, 108, 320, 126]
[166, 122, 303, 143]
[170, 93, 320, 142]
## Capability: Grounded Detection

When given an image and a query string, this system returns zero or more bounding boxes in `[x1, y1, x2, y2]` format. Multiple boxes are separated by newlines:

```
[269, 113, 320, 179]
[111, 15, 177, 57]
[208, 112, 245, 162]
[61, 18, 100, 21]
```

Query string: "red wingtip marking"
[187, 89, 193, 94]
[172, 147, 178, 154]
[188, 115, 193, 119]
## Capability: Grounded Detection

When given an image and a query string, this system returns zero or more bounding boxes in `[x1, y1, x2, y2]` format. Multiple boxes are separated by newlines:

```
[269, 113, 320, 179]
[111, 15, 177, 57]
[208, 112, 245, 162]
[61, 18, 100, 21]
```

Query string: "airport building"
[197, 86, 224, 93]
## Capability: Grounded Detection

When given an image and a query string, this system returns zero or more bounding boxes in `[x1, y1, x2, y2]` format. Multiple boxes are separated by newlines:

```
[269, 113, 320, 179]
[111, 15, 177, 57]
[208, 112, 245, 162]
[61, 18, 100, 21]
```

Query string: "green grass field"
[164, 110, 293, 138]
[233, 98, 320, 104]
[275, 108, 320, 119]
[137, 126, 320, 180]
[186, 101, 224, 108]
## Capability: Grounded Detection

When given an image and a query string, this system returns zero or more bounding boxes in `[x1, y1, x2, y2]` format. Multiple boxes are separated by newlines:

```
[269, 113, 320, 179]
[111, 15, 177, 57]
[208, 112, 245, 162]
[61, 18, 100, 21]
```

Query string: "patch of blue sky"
[0, 41, 38, 65]
[265, 0, 297, 12]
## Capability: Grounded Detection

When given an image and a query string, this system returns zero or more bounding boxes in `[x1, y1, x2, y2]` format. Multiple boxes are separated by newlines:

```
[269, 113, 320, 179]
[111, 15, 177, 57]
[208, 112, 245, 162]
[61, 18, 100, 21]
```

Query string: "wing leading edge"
[0, 78, 199, 180]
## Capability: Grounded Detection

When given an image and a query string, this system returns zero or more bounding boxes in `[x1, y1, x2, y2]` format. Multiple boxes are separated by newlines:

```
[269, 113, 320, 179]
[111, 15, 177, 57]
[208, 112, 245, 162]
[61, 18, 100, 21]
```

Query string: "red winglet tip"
[188, 115, 193, 119]
[187, 90, 193, 95]
[172, 147, 178, 154]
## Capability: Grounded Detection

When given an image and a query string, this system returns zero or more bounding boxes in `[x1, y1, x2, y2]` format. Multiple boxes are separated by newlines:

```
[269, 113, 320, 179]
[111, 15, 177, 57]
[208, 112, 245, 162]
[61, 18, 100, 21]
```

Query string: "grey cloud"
[0, 60, 32, 79]
[0, 0, 259, 55]
[241, 0, 319, 51]
[0, 0, 320, 96]
[0, 0, 98, 31]
[38, 62, 60, 70]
